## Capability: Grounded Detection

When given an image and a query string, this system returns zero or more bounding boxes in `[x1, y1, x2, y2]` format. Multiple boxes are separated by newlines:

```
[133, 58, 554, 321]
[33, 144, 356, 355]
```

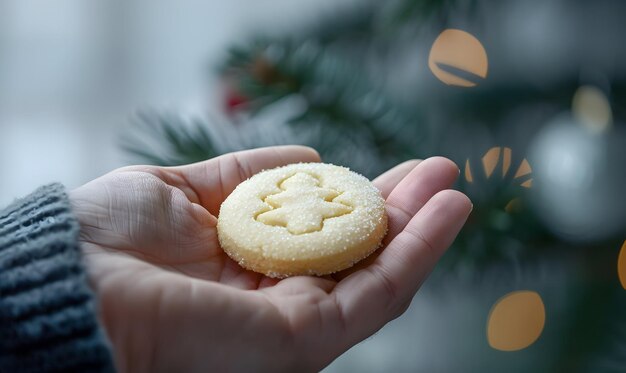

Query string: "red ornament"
[221, 77, 250, 115]
[225, 89, 249, 113]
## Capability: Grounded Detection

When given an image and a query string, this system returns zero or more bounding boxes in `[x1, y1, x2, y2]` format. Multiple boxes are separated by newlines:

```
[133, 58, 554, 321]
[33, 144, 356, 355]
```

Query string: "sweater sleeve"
[0, 183, 115, 373]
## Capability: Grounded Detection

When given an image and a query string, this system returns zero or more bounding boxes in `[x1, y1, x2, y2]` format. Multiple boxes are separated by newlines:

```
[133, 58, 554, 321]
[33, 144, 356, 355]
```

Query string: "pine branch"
[222, 39, 427, 162]
[120, 111, 220, 166]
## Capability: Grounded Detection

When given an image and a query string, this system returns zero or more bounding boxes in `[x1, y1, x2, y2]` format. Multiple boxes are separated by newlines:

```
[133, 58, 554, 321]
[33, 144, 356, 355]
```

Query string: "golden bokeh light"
[464, 159, 474, 183]
[572, 85, 612, 134]
[483, 147, 511, 178]
[504, 198, 522, 213]
[618, 240, 626, 290]
[487, 290, 546, 351]
[464, 147, 533, 188]
[428, 29, 488, 87]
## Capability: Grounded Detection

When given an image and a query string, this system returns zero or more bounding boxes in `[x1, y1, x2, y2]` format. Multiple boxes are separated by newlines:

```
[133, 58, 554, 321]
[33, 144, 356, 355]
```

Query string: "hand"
[70, 145, 471, 373]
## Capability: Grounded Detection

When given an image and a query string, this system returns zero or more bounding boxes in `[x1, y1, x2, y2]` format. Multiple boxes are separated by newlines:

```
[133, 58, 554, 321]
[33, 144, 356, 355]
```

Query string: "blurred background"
[1, 0, 626, 371]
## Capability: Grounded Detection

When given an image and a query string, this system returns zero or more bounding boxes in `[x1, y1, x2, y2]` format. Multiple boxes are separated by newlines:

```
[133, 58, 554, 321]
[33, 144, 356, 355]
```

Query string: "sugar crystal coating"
[216, 162, 388, 278]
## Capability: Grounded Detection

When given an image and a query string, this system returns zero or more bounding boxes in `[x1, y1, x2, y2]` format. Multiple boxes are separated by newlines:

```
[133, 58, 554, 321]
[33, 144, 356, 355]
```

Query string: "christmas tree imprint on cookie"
[256, 172, 353, 234]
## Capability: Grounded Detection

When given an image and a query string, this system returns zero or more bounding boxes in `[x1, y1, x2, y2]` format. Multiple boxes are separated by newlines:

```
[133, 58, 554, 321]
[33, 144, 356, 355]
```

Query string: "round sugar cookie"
[217, 162, 387, 278]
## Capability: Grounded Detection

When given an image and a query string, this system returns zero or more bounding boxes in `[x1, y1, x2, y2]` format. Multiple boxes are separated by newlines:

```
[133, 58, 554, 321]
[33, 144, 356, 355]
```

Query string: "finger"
[384, 157, 459, 244]
[372, 159, 421, 199]
[333, 189, 472, 346]
[332, 157, 455, 282]
[169, 146, 321, 215]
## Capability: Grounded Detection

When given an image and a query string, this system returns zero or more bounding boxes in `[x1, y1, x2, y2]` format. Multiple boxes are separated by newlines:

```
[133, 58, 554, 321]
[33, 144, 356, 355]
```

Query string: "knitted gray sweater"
[0, 184, 115, 372]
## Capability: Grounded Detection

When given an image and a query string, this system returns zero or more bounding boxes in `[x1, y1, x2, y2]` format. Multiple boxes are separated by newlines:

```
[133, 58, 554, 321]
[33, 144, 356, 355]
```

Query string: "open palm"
[70, 146, 471, 373]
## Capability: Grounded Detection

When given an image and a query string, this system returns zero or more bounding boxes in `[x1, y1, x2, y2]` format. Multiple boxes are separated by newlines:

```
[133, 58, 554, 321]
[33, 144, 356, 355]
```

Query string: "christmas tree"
[122, 0, 626, 371]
